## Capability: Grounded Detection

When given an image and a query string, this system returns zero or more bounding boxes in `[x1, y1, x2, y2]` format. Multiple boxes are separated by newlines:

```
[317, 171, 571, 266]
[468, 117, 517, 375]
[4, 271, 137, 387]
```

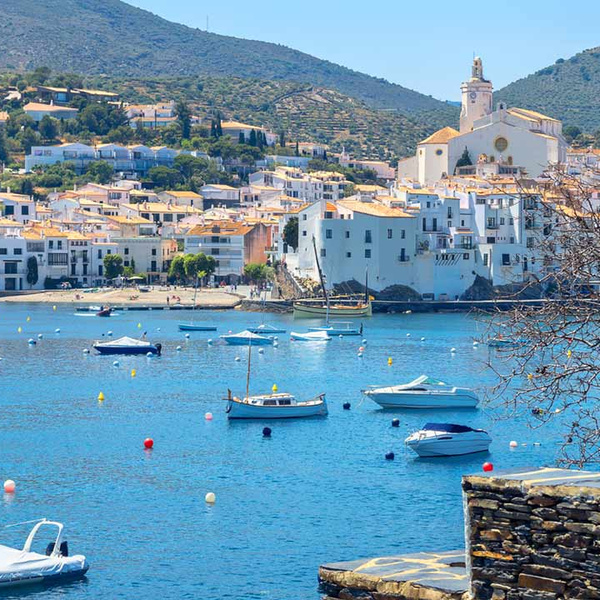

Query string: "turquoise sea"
[0, 305, 561, 599]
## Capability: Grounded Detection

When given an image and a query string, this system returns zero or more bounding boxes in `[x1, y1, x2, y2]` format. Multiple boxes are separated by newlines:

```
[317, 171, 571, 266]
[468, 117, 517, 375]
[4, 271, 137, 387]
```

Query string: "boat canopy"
[423, 423, 477, 433]
[410, 375, 447, 386]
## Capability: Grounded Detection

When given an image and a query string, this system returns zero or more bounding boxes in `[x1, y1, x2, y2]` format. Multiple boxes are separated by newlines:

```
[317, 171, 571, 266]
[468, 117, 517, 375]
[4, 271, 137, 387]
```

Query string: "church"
[397, 58, 567, 184]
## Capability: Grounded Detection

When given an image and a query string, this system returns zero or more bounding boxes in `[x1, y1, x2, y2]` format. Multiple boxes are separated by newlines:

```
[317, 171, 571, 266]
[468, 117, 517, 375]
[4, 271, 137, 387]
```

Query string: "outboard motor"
[60, 541, 69, 557]
[155, 343, 162, 356]
[45, 542, 55, 556]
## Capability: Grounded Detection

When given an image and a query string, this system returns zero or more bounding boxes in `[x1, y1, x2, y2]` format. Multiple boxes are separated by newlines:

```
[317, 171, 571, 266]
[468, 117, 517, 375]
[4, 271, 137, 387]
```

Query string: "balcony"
[486, 223, 499, 230]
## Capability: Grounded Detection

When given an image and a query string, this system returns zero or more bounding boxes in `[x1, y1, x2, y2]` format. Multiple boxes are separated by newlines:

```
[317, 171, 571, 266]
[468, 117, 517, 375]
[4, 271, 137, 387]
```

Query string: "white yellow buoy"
[205, 492, 216, 504]
[131, 369, 136, 378]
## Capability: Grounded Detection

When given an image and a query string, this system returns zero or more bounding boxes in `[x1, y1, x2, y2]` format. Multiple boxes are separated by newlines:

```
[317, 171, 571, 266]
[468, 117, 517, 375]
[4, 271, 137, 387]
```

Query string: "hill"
[80, 74, 452, 160]
[0, 0, 455, 119]
[496, 47, 600, 132]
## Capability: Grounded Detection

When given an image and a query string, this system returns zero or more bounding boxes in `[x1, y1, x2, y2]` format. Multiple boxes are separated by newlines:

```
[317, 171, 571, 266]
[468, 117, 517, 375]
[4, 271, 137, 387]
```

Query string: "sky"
[126, 0, 600, 101]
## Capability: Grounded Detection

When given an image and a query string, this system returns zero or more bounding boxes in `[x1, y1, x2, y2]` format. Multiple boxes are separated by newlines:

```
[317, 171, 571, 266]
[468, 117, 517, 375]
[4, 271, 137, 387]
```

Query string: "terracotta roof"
[23, 102, 78, 113]
[419, 126, 460, 145]
[337, 200, 414, 218]
[163, 191, 203, 198]
[508, 107, 559, 123]
[187, 220, 255, 236]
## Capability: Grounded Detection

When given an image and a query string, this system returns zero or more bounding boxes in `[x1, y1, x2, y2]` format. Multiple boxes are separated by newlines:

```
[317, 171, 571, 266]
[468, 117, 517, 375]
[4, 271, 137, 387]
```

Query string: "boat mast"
[312, 236, 329, 315]
[364, 267, 369, 305]
[245, 339, 252, 399]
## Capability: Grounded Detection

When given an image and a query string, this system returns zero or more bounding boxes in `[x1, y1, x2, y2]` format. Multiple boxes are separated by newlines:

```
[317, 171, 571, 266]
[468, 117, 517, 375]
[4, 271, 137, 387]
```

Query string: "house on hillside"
[23, 102, 78, 122]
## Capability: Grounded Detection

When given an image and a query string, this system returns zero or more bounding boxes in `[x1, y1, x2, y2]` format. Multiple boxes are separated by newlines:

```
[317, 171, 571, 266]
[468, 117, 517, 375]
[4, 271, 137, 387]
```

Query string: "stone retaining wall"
[463, 468, 600, 600]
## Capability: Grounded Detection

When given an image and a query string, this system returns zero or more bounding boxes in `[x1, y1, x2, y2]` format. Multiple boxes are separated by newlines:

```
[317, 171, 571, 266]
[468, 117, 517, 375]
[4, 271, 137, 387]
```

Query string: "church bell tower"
[460, 57, 493, 133]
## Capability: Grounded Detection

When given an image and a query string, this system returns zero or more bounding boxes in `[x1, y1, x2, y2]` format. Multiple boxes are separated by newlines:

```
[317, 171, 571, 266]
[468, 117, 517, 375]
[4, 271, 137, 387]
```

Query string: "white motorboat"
[93, 336, 161, 355]
[225, 391, 328, 419]
[405, 423, 492, 457]
[362, 375, 479, 408]
[220, 330, 274, 346]
[0, 519, 88, 587]
[308, 321, 363, 336]
[290, 330, 331, 342]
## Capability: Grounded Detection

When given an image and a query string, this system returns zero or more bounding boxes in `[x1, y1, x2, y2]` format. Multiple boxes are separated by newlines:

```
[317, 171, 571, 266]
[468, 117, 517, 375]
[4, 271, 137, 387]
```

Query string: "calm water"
[0, 304, 561, 599]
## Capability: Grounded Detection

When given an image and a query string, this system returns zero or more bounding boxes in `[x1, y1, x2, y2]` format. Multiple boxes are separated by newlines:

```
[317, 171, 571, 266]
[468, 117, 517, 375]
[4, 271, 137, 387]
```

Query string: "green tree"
[0, 128, 9, 164]
[103, 254, 124, 280]
[148, 166, 183, 189]
[238, 132, 245, 144]
[243, 263, 273, 283]
[563, 125, 582, 144]
[168, 254, 186, 283]
[85, 161, 114, 184]
[26, 256, 38, 288]
[279, 131, 286, 147]
[249, 129, 257, 147]
[38, 115, 58, 141]
[176, 101, 192, 139]
[282, 216, 299, 250]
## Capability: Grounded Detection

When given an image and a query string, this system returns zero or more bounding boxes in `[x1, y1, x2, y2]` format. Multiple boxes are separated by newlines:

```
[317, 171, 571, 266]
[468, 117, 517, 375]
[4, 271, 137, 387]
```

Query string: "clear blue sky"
[127, 0, 600, 101]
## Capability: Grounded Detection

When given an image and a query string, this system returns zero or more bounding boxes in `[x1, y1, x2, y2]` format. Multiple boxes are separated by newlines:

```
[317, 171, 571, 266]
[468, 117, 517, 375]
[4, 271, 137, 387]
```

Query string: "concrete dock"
[319, 550, 468, 599]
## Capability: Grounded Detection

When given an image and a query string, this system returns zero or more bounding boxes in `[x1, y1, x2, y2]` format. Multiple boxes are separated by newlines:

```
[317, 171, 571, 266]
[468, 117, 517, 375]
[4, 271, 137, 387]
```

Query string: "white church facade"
[398, 57, 567, 185]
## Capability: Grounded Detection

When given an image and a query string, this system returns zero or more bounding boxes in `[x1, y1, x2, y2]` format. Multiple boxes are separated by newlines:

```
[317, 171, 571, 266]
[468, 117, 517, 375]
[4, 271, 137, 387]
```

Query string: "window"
[500, 217, 505, 225]
[14, 248, 22, 255]
[463, 253, 469, 260]
[325, 229, 332, 239]
[509, 217, 514, 225]
[302, 230, 307, 237]
[364, 230, 372, 244]
[387, 229, 393, 239]
[152, 248, 157, 256]
[4, 263, 17, 274]
[320, 248, 326, 257]
[97, 249, 102, 259]
[483, 254, 489, 266]
[57, 241, 62, 250]
[124, 248, 129, 255]
[461, 220, 465, 227]
[346, 252, 352, 258]
[163, 214, 173, 222]
[345, 231, 350, 239]
[365, 249, 371, 259]
[151, 260, 157, 271]
[401, 230, 406, 239]
[48, 253, 68, 265]
[510, 237, 515, 244]
[494, 137, 508, 153]
[302, 214, 307, 221]
[4, 206, 14, 216]
[0, 248, 6, 255]
[124, 260, 130, 267]
[21, 206, 29, 216]
[435, 149, 443, 156]
[486, 237, 496, 244]
[426, 202, 431, 209]
[99, 265, 103, 276]
[502, 254, 511, 266]
[447, 207, 453, 219]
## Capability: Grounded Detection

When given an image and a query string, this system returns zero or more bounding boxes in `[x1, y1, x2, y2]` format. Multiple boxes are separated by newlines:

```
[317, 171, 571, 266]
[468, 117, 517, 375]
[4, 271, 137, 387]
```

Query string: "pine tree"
[0, 128, 9, 164]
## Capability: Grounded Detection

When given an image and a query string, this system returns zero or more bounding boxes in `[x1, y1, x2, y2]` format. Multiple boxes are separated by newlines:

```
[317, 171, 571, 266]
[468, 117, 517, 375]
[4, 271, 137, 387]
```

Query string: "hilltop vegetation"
[0, 0, 453, 116]
[0, 70, 457, 164]
[496, 47, 600, 132]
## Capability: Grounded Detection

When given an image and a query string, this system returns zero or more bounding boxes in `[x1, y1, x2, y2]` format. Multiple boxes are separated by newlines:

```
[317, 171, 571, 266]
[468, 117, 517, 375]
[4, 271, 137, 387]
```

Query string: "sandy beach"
[0, 287, 242, 308]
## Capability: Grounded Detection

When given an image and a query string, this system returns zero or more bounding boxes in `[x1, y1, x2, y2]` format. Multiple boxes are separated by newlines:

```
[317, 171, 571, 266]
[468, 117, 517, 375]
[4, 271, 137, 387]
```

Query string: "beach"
[0, 287, 242, 308]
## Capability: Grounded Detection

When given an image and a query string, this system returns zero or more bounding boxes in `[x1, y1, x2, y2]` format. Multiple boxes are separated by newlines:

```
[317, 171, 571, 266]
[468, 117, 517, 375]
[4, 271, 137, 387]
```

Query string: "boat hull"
[247, 326, 286, 334]
[226, 401, 328, 419]
[308, 326, 361, 336]
[293, 302, 372, 318]
[94, 345, 158, 355]
[364, 392, 478, 409]
[406, 433, 491, 457]
[178, 323, 217, 331]
[221, 337, 273, 346]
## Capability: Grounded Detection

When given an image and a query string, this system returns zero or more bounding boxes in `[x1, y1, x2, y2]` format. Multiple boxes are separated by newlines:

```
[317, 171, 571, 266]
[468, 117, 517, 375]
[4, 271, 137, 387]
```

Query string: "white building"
[398, 58, 568, 185]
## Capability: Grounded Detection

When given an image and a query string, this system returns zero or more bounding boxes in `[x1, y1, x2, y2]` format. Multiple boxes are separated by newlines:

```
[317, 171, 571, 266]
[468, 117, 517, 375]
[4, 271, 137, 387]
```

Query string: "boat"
[308, 321, 363, 336]
[246, 324, 287, 334]
[225, 337, 327, 419]
[93, 336, 162, 355]
[178, 277, 216, 332]
[487, 336, 524, 348]
[96, 306, 112, 317]
[290, 330, 331, 342]
[405, 423, 492, 457]
[226, 391, 328, 419]
[0, 519, 89, 587]
[362, 375, 479, 409]
[220, 330, 274, 346]
[293, 300, 372, 318]
[293, 237, 372, 318]
[178, 323, 217, 332]
[76, 306, 102, 312]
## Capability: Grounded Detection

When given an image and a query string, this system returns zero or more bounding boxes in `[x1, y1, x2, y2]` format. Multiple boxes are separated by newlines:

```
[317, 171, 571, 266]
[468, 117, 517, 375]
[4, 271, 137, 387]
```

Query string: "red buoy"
[483, 462, 493, 472]
[143, 438, 154, 450]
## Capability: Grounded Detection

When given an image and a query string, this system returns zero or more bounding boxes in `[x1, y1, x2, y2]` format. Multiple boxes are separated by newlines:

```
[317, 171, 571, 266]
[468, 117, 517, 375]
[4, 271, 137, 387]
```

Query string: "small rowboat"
[178, 323, 217, 332]
[247, 324, 286, 334]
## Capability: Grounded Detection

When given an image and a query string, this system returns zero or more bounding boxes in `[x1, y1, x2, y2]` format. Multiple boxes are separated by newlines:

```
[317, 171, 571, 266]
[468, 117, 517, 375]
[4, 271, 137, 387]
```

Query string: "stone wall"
[463, 467, 600, 600]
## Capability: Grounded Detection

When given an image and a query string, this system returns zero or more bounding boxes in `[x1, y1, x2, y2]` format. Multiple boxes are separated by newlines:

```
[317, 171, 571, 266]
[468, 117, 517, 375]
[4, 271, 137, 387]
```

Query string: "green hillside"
[0, 0, 455, 118]
[496, 47, 600, 132]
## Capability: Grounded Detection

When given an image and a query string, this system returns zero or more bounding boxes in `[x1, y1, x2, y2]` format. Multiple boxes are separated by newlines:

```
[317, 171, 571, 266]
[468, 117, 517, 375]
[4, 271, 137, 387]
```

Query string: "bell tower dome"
[460, 57, 493, 133]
